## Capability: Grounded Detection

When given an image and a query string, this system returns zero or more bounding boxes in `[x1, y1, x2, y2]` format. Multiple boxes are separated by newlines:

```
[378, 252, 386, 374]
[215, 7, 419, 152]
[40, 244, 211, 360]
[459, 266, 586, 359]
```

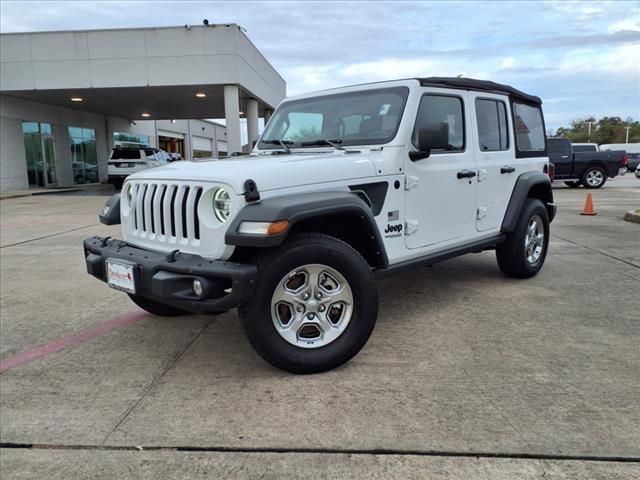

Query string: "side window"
[513, 102, 545, 152]
[475, 99, 509, 151]
[413, 95, 465, 152]
[144, 149, 157, 160]
[547, 139, 570, 155]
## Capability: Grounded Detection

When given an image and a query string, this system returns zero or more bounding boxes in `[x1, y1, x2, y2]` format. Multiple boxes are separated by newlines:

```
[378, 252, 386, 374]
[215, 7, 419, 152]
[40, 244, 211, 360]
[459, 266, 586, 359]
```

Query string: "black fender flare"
[99, 194, 121, 225]
[225, 191, 389, 267]
[501, 172, 556, 233]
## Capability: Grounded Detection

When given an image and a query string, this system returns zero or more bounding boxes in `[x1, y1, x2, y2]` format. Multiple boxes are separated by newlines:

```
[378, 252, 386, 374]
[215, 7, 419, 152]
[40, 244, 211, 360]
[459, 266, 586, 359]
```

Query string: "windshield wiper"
[300, 139, 345, 151]
[261, 139, 293, 153]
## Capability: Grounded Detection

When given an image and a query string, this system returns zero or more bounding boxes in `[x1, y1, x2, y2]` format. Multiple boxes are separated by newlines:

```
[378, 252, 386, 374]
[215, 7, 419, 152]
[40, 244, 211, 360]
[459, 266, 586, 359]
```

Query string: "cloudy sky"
[1, 0, 638, 129]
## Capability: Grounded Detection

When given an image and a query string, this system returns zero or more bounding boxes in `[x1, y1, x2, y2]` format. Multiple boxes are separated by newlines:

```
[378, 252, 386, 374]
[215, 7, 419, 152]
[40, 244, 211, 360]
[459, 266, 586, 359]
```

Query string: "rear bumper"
[83, 236, 257, 313]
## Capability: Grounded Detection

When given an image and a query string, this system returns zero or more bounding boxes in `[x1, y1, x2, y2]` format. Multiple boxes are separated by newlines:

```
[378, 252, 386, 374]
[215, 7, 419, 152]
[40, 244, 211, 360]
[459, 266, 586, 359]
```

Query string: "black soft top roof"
[418, 77, 542, 105]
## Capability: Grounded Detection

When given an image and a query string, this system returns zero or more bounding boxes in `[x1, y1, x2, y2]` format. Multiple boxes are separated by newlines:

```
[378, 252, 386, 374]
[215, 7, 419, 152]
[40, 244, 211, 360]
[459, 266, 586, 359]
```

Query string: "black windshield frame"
[258, 87, 410, 150]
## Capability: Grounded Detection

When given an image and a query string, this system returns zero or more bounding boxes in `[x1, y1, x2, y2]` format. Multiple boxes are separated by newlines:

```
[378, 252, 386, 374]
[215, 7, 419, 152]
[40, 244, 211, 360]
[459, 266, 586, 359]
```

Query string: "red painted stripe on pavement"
[0, 311, 149, 374]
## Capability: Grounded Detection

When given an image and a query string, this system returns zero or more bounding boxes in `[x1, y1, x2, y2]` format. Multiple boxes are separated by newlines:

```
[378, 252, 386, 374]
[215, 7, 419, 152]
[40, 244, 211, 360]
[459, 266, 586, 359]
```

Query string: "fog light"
[193, 279, 204, 297]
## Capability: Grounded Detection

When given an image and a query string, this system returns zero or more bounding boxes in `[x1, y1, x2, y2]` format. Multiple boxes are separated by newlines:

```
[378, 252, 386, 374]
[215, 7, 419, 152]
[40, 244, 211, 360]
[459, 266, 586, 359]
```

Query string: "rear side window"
[547, 138, 571, 155]
[513, 102, 545, 153]
[110, 149, 141, 160]
[413, 95, 465, 152]
[475, 99, 509, 151]
[573, 145, 597, 152]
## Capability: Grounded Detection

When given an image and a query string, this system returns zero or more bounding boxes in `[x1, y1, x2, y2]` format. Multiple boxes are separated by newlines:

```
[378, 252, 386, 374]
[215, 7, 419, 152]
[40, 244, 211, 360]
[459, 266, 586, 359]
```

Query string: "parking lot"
[1, 177, 639, 478]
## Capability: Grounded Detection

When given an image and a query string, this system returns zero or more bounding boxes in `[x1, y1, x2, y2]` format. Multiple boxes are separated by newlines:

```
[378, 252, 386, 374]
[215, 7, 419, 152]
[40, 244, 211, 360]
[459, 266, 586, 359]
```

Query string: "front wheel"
[582, 167, 606, 189]
[496, 198, 549, 278]
[239, 233, 378, 374]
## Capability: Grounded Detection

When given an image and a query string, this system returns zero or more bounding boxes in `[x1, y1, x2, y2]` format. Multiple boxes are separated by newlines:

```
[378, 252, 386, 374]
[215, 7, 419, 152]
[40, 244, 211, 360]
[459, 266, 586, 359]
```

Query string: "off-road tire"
[239, 233, 378, 374]
[128, 294, 189, 316]
[496, 198, 549, 278]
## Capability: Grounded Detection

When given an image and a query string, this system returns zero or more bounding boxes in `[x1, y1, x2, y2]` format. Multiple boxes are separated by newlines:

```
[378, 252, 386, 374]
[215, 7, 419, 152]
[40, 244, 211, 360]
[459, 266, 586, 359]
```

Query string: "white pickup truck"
[85, 77, 556, 373]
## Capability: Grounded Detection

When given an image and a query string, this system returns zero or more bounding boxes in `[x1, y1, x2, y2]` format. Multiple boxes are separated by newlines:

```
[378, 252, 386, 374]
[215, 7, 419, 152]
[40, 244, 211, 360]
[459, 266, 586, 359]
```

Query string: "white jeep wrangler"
[85, 77, 556, 374]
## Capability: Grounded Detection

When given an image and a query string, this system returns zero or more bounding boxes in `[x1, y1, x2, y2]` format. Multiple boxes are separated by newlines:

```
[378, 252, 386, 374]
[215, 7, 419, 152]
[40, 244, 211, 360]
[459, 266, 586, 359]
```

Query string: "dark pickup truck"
[547, 138, 628, 188]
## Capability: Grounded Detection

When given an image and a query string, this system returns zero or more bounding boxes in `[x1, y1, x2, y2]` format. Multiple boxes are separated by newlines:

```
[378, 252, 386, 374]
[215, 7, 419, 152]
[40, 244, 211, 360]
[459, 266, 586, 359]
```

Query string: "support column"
[246, 98, 259, 149]
[223, 85, 242, 155]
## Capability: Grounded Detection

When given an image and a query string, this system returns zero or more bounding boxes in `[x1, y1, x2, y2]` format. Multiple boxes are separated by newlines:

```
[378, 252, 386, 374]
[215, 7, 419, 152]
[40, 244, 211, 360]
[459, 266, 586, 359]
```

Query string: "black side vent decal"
[348, 182, 389, 216]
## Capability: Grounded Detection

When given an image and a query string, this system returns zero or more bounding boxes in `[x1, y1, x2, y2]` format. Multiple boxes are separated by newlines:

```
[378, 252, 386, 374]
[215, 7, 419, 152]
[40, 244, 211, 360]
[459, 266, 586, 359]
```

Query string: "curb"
[623, 210, 640, 224]
[0, 188, 82, 201]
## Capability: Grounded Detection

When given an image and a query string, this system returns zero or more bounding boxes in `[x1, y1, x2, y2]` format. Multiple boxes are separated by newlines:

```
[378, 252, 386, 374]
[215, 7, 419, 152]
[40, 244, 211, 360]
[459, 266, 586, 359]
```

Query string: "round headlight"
[213, 187, 231, 222]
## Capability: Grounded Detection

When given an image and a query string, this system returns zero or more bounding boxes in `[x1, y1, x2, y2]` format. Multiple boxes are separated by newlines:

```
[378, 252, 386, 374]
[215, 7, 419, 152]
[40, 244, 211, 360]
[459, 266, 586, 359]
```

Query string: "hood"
[128, 151, 378, 194]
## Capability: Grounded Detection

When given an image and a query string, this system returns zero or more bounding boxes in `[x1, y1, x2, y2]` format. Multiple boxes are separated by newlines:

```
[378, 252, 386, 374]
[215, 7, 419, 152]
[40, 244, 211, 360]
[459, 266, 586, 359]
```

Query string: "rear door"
[547, 138, 573, 178]
[473, 95, 517, 232]
[404, 90, 477, 249]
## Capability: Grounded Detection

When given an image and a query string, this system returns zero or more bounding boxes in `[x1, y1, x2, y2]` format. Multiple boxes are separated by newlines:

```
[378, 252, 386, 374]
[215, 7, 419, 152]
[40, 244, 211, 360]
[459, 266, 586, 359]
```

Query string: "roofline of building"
[0, 23, 286, 85]
[0, 23, 239, 36]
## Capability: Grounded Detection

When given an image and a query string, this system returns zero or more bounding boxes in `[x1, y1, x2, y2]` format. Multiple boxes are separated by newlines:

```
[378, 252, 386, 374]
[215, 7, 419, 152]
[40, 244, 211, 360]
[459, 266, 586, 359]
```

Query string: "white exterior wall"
[0, 94, 110, 191]
[0, 94, 226, 191]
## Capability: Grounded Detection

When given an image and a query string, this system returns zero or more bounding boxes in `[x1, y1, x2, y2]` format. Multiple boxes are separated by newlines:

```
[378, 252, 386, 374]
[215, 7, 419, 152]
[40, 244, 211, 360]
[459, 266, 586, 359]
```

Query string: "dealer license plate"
[106, 260, 136, 293]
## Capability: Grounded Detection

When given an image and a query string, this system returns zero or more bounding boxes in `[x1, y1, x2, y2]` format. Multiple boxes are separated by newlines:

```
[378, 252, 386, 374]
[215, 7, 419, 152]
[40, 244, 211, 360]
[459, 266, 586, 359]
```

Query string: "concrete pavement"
[1, 178, 639, 478]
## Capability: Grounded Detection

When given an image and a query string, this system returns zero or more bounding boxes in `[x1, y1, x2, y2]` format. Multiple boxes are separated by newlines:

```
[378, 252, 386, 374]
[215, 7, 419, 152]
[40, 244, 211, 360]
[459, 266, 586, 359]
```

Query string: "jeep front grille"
[129, 182, 203, 242]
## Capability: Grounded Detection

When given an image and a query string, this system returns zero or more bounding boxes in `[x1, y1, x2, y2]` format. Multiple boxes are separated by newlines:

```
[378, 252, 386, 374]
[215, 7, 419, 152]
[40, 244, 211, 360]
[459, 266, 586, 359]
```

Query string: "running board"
[375, 235, 506, 279]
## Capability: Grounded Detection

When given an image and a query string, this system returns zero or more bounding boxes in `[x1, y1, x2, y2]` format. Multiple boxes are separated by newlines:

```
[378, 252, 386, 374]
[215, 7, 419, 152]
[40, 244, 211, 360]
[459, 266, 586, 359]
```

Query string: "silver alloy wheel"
[524, 214, 544, 264]
[271, 264, 354, 349]
[585, 169, 604, 187]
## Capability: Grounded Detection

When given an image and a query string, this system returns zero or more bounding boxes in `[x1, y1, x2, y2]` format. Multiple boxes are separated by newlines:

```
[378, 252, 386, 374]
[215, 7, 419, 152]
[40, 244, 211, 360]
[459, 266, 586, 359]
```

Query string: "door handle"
[457, 170, 477, 179]
[561, 155, 569, 159]
[500, 166, 516, 174]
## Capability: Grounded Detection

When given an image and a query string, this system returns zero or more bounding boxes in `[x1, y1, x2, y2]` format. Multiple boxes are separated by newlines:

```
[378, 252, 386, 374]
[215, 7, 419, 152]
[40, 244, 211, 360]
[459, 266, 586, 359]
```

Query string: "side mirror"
[410, 122, 450, 161]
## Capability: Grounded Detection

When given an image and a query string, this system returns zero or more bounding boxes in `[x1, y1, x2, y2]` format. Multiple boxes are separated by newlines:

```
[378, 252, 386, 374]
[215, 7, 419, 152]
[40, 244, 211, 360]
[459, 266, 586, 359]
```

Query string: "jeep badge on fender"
[84, 77, 556, 374]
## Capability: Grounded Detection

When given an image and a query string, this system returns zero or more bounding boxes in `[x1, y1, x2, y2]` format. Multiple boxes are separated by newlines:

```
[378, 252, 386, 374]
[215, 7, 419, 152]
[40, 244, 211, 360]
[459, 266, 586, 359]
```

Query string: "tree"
[553, 117, 640, 144]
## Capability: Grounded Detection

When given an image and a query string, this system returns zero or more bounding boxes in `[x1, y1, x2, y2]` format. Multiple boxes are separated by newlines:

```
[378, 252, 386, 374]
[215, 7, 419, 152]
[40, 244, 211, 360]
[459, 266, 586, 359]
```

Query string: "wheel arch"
[502, 171, 556, 233]
[581, 161, 610, 178]
[226, 191, 389, 269]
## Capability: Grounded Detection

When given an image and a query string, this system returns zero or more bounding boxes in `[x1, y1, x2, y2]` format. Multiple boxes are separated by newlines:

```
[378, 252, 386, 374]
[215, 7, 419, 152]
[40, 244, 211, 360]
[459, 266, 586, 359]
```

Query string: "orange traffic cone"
[581, 193, 597, 216]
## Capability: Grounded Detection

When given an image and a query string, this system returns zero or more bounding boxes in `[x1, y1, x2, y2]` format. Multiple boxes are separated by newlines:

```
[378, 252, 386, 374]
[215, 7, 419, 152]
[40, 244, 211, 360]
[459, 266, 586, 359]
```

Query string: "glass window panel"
[412, 95, 465, 152]
[475, 99, 509, 151]
[22, 122, 40, 134]
[513, 103, 545, 152]
[69, 126, 98, 184]
[260, 87, 409, 148]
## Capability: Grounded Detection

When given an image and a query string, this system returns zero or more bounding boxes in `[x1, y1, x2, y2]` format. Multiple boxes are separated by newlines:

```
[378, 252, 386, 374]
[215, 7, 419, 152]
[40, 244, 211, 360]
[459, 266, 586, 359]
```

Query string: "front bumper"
[83, 236, 257, 313]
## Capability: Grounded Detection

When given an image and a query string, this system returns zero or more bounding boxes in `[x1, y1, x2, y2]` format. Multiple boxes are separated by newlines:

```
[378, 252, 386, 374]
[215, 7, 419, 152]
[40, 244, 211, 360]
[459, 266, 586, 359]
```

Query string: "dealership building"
[0, 24, 286, 192]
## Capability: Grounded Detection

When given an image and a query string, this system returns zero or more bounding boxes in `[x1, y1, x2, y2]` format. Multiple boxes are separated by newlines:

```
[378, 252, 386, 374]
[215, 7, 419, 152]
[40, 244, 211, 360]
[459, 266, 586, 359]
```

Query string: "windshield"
[259, 87, 409, 149]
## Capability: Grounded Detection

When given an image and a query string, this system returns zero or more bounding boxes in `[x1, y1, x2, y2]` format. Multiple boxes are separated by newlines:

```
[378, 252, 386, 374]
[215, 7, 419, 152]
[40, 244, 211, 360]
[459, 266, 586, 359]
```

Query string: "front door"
[23, 122, 57, 188]
[404, 91, 477, 249]
[473, 95, 519, 232]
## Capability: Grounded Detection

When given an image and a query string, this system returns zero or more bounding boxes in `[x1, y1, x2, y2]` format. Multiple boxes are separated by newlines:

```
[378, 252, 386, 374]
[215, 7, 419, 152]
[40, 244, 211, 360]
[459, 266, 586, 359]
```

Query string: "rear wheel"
[128, 294, 189, 316]
[496, 198, 549, 278]
[239, 233, 378, 374]
[582, 166, 606, 189]
[564, 181, 581, 188]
